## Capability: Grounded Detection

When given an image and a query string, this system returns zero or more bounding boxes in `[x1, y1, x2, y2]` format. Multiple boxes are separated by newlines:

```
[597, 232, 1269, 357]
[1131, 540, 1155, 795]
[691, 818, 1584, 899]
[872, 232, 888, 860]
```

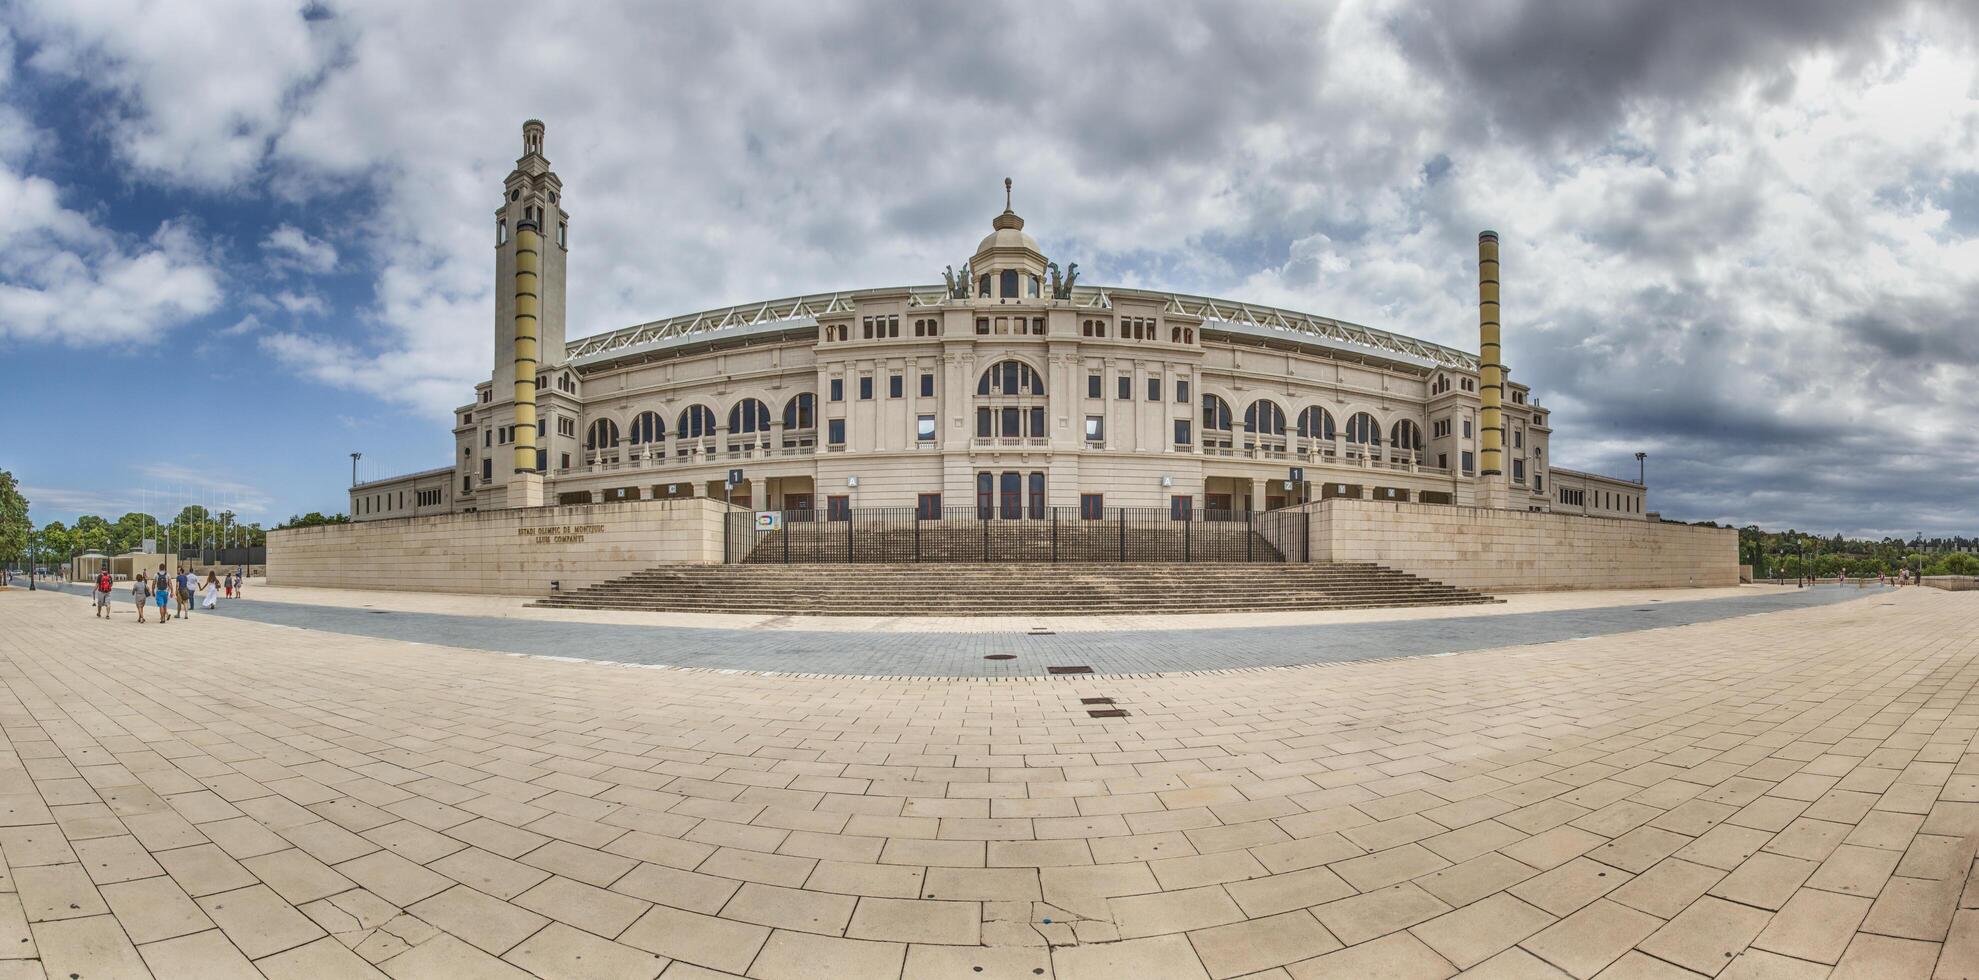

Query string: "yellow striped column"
[512, 220, 541, 474]
[1477, 230, 1504, 479]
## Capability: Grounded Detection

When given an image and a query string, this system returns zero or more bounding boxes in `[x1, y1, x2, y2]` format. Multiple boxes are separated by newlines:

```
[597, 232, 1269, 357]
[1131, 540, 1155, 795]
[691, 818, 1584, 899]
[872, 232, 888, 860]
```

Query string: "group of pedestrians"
[93, 565, 247, 622]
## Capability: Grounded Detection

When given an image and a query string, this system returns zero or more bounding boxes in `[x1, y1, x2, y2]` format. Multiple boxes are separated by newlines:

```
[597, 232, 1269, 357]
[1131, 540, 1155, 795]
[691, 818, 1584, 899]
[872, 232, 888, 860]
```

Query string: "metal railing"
[723, 506, 1308, 564]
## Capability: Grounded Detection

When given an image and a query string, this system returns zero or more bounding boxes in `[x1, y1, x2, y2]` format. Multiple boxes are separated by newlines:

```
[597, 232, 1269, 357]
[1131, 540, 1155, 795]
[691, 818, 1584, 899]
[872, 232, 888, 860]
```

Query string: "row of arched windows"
[1200, 395, 1424, 451]
[584, 394, 819, 451]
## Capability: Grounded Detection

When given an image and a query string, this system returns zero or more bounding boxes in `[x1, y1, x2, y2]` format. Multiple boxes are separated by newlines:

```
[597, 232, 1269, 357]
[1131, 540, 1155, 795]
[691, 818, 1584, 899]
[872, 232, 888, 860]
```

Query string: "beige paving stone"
[241, 847, 358, 905]
[1225, 865, 1355, 918]
[1517, 898, 1660, 979]
[1501, 827, 1607, 872]
[1718, 948, 1832, 979]
[1510, 857, 1633, 917]
[336, 849, 453, 907]
[428, 845, 552, 901]
[1409, 892, 1555, 969]
[14, 864, 107, 922]
[1111, 884, 1246, 939]
[1312, 882, 1451, 946]
[516, 874, 653, 937]
[196, 883, 327, 959]
[845, 896, 979, 945]
[1461, 946, 1573, 979]
[1806, 844, 1901, 897]
[1750, 887, 1871, 965]
[619, 903, 770, 974]
[1940, 908, 1979, 980]
[96, 875, 211, 945]
[503, 921, 667, 979]
[257, 935, 391, 978]
[902, 943, 1052, 979]
[1677, 824, 1775, 871]
[1861, 874, 1960, 942]
[1827, 932, 1940, 979]
[407, 884, 549, 955]
[1331, 843, 1451, 890]
[156, 842, 259, 897]
[1416, 852, 1541, 907]
[376, 932, 535, 979]
[1185, 909, 1339, 979]
[1285, 931, 1455, 979]
[29, 915, 146, 979]
[748, 929, 908, 980]
[1637, 895, 1774, 975]
[137, 928, 263, 980]
[1708, 852, 1819, 911]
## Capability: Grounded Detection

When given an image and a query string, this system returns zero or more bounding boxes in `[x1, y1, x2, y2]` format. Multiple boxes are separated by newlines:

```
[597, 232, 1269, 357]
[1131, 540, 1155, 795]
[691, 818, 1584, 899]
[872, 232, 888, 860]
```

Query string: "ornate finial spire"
[1004, 177, 1012, 212]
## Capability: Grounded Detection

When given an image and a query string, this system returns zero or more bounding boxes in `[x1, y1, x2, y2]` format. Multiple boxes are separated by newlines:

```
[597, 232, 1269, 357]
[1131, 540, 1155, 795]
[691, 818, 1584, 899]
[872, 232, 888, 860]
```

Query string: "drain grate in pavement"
[1048, 666, 1093, 674]
[984, 654, 1016, 661]
[1029, 628, 1055, 635]
[367, 610, 391, 615]
[1088, 709, 1129, 718]
[1080, 697, 1115, 704]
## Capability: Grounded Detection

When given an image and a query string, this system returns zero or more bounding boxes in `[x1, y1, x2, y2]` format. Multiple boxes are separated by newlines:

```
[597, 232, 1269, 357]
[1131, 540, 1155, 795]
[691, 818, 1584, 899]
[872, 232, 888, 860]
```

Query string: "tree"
[0, 470, 27, 569]
[277, 512, 350, 529]
[111, 512, 155, 554]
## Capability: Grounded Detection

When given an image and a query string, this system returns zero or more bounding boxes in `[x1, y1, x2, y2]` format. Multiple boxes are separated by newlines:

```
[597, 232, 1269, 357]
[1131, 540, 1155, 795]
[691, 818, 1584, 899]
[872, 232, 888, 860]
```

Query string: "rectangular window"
[1462, 420, 1473, 438]
[1438, 453, 1448, 469]
[1170, 495, 1192, 520]
[483, 430, 491, 447]
[1513, 459, 1526, 482]
[1118, 376, 1131, 400]
[481, 458, 491, 480]
[917, 415, 935, 441]
[1029, 407, 1045, 438]
[916, 493, 941, 519]
[1001, 407, 1019, 437]
[975, 317, 989, 335]
[827, 495, 850, 521]
[1514, 429, 1524, 449]
[1080, 494, 1105, 520]
[977, 407, 991, 438]
[920, 373, 934, 397]
[1085, 416, 1104, 443]
[1174, 419, 1191, 445]
[561, 453, 571, 470]
[859, 377, 873, 400]
[827, 419, 845, 445]
[1147, 378, 1161, 401]
[829, 378, 843, 401]
[1088, 374, 1102, 398]
[889, 374, 903, 398]
[1176, 380, 1190, 403]
[1461, 451, 1474, 474]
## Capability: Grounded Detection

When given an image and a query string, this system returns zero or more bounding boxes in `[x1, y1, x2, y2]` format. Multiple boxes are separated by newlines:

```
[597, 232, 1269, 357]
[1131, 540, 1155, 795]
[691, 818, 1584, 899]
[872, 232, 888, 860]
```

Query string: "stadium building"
[349, 121, 1648, 529]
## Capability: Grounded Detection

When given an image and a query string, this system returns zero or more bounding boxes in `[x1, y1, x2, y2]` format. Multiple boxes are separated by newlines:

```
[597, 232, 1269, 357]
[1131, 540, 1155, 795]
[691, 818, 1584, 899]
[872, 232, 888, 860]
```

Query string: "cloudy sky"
[2, 0, 1975, 536]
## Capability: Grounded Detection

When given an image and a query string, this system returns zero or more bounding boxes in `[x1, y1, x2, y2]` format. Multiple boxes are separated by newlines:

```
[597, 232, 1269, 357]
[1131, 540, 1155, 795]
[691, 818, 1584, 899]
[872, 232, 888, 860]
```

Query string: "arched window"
[1243, 400, 1286, 436]
[678, 405, 717, 440]
[1389, 420, 1423, 454]
[1201, 394, 1232, 432]
[1298, 407, 1335, 441]
[1344, 412, 1382, 446]
[628, 412, 665, 445]
[783, 393, 814, 430]
[977, 360, 1046, 396]
[585, 418, 619, 451]
[728, 399, 770, 435]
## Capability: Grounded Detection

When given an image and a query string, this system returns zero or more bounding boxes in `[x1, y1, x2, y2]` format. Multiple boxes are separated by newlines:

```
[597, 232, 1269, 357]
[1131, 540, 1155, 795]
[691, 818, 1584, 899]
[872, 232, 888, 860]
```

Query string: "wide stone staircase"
[529, 561, 1498, 616]
[741, 518, 1287, 564]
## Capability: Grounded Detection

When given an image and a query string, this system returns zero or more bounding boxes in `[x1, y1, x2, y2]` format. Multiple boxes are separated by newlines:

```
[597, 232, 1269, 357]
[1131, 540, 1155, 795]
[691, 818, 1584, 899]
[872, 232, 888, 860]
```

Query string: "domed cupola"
[962, 178, 1049, 301]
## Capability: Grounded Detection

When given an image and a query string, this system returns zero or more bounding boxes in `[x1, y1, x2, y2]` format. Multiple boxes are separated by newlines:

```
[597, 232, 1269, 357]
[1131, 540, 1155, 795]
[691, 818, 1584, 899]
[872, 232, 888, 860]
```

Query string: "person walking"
[224, 572, 233, 599]
[154, 565, 171, 623]
[174, 567, 190, 619]
[93, 568, 112, 618]
[201, 571, 220, 610]
[133, 572, 152, 623]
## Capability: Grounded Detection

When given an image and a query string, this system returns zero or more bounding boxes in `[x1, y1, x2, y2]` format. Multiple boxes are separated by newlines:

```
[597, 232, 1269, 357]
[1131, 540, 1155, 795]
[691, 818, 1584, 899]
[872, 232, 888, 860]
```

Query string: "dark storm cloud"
[1389, 0, 1912, 146]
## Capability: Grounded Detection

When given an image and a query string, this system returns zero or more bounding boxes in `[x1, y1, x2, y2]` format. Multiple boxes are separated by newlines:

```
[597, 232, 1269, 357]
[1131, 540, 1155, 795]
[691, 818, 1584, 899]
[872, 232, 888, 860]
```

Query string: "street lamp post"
[1634, 451, 1646, 486]
[350, 453, 362, 488]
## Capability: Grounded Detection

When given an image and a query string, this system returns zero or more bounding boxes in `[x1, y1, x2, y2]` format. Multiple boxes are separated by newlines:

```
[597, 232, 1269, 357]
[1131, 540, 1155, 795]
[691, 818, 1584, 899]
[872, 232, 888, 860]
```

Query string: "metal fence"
[723, 506, 1308, 564]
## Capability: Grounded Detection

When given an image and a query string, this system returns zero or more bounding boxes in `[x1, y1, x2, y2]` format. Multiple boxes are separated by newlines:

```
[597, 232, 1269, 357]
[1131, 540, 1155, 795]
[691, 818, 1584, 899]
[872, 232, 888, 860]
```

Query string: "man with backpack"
[94, 568, 113, 618]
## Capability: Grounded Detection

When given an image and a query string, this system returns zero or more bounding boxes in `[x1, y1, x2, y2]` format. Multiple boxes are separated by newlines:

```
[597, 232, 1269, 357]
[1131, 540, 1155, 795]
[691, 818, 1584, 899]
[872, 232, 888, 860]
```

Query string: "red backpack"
[97, 572, 112, 593]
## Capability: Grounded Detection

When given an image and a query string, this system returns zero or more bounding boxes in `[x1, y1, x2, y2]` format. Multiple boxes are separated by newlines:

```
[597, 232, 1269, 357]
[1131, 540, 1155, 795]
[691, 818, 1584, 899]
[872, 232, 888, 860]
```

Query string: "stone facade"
[269, 498, 727, 595]
[350, 120, 1649, 526]
[1305, 498, 1737, 592]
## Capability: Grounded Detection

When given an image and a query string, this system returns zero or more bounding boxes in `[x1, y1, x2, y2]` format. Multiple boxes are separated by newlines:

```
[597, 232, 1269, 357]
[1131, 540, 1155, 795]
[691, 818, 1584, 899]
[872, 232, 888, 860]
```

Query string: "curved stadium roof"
[563, 285, 1478, 373]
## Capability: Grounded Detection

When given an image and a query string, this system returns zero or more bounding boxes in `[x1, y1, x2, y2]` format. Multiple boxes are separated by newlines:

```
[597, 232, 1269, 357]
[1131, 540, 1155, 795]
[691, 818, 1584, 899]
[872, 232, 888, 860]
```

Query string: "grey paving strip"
[29, 578, 1883, 676]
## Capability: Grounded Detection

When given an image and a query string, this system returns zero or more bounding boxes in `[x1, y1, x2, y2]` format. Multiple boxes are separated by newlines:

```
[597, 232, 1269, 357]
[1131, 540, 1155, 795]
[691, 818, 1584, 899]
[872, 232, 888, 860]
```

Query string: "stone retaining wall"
[1923, 576, 1978, 591]
[1304, 498, 1738, 592]
[268, 498, 730, 595]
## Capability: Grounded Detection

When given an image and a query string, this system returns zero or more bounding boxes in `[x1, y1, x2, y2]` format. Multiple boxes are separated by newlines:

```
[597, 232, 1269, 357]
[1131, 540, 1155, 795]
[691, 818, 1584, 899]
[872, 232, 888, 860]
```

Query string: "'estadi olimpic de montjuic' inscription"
[519, 524, 604, 544]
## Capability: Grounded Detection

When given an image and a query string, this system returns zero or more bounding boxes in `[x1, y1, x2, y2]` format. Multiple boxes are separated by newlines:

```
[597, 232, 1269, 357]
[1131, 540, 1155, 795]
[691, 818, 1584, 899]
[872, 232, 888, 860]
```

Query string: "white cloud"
[10, 0, 1979, 533]
[261, 223, 337, 274]
[273, 290, 327, 315]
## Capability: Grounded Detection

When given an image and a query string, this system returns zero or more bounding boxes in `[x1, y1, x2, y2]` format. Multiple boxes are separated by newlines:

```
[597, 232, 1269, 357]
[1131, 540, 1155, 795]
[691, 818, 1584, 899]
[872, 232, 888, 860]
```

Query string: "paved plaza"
[0, 585, 1975, 978]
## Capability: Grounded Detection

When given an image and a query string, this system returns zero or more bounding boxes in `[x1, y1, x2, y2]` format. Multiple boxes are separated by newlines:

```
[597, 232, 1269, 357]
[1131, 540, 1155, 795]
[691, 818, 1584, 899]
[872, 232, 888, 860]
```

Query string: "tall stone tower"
[492, 120, 567, 507]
